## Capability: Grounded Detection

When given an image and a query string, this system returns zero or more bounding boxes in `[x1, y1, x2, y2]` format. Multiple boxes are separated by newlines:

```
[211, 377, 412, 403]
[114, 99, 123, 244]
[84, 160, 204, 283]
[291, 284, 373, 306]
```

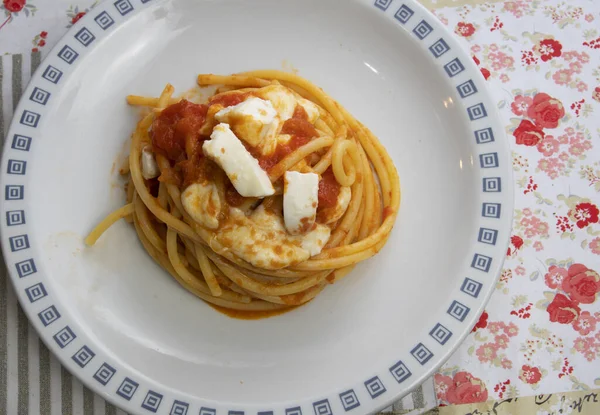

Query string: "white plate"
[0, 0, 512, 414]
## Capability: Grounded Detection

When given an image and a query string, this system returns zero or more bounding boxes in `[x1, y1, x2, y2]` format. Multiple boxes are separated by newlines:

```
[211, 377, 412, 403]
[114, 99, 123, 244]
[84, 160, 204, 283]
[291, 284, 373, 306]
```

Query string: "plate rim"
[0, 0, 514, 414]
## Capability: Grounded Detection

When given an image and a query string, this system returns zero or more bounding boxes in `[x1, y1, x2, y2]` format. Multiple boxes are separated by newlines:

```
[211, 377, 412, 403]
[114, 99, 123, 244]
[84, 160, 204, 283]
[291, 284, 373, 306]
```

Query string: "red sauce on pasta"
[382, 206, 393, 221]
[151, 100, 208, 161]
[251, 105, 316, 172]
[225, 184, 245, 207]
[252, 135, 310, 172]
[209, 92, 249, 108]
[178, 157, 220, 189]
[207, 304, 300, 320]
[318, 168, 340, 209]
[281, 106, 317, 139]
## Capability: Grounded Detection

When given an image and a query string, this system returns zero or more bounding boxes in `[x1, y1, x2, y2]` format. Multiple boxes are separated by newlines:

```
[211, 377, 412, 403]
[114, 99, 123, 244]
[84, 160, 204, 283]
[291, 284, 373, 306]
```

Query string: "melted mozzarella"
[203, 123, 274, 197]
[301, 224, 331, 256]
[141, 146, 159, 179]
[255, 85, 297, 121]
[215, 97, 279, 147]
[181, 182, 221, 229]
[283, 171, 318, 235]
[216, 204, 331, 269]
[297, 98, 321, 123]
[318, 186, 352, 224]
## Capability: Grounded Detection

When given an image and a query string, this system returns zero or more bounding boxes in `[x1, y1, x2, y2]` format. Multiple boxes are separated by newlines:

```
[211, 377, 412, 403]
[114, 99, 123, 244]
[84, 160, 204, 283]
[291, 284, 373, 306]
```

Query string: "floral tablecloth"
[427, 0, 600, 407]
[1, 0, 600, 414]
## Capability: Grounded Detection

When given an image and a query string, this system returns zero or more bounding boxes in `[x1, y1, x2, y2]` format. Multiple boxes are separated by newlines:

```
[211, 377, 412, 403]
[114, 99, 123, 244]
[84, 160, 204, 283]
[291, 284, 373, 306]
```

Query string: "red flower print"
[490, 16, 503, 32]
[494, 379, 511, 399]
[570, 99, 585, 117]
[31, 47, 38, 53]
[72, 11, 86, 24]
[507, 235, 524, 256]
[590, 237, 600, 255]
[38, 40, 46, 47]
[476, 342, 499, 363]
[593, 87, 600, 103]
[523, 176, 538, 195]
[513, 119, 545, 146]
[553, 69, 573, 86]
[537, 39, 563, 62]
[583, 37, 600, 50]
[568, 202, 600, 229]
[536, 135, 559, 157]
[500, 358, 512, 369]
[547, 293, 581, 324]
[573, 337, 591, 353]
[472, 311, 488, 332]
[519, 365, 542, 385]
[40, 31, 48, 38]
[503, 322, 519, 337]
[576, 81, 588, 92]
[487, 321, 503, 334]
[527, 93, 565, 129]
[562, 264, 600, 304]
[480, 68, 491, 80]
[473, 56, 481, 65]
[511, 235, 523, 249]
[446, 372, 488, 405]
[495, 334, 510, 349]
[434, 374, 453, 402]
[3, 0, 25, 12]
[511, 95, 533, 116]
[572, 311, 597, 336]
[456, 22, 476, 37]
[558, 358, 574, 379]
[510, 303, 533, 319]
[545, 265, 568, 289]
[521, 50, 538, 66]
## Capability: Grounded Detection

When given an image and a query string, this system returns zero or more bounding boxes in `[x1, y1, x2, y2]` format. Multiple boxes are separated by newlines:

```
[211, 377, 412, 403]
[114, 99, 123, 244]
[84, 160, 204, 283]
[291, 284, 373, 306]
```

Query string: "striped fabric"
[0, 52, 435, 415]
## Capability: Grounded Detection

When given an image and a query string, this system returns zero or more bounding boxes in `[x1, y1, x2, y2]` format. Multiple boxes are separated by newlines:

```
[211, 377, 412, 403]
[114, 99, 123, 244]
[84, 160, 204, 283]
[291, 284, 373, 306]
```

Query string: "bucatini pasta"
[86, 70, 400, 318]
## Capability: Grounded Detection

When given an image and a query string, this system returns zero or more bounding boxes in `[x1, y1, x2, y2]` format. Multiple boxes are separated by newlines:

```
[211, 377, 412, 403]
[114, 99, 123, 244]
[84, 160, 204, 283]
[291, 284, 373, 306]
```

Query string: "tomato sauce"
[250, 105, 317, 172]
[157, 166, 182, 187]
[208, 92, 249, 108]
[280, 105, 317, 139]
[151, 100, 208, 161]
[207, 304, 301, 320]
[318, 168, 341, 209]
[178, 157, 221, 189]
[225, 183, 245, 207]
[251, 135, 310, 172]
[382, 206, 393, 221]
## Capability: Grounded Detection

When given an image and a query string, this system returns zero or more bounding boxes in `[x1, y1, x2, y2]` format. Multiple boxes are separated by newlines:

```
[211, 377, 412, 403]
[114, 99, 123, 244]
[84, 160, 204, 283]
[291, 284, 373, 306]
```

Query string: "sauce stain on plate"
[281, 59, 299, 74]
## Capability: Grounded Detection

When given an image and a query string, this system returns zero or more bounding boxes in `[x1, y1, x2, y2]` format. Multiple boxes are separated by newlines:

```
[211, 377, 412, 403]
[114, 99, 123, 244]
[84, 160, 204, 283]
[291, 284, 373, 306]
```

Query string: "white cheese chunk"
[141, 146, 159, 180]
[283, 171, 319, 235]
[256, 85, 298, 121]
[217, 206, 309, 270]
[301, 224, 331, 256]
[215, 204, 331, 269]
[318, 186, 352, 224]
[203, 123, 274, 198]
[215, 97, 279, 147]
[181, 182, 221, 229]
[297, 98, 321, 123]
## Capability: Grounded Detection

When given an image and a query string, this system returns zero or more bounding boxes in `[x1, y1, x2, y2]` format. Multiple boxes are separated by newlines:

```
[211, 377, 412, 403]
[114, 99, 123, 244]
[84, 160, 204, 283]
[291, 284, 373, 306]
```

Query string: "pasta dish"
[86, 70, 400, 317]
